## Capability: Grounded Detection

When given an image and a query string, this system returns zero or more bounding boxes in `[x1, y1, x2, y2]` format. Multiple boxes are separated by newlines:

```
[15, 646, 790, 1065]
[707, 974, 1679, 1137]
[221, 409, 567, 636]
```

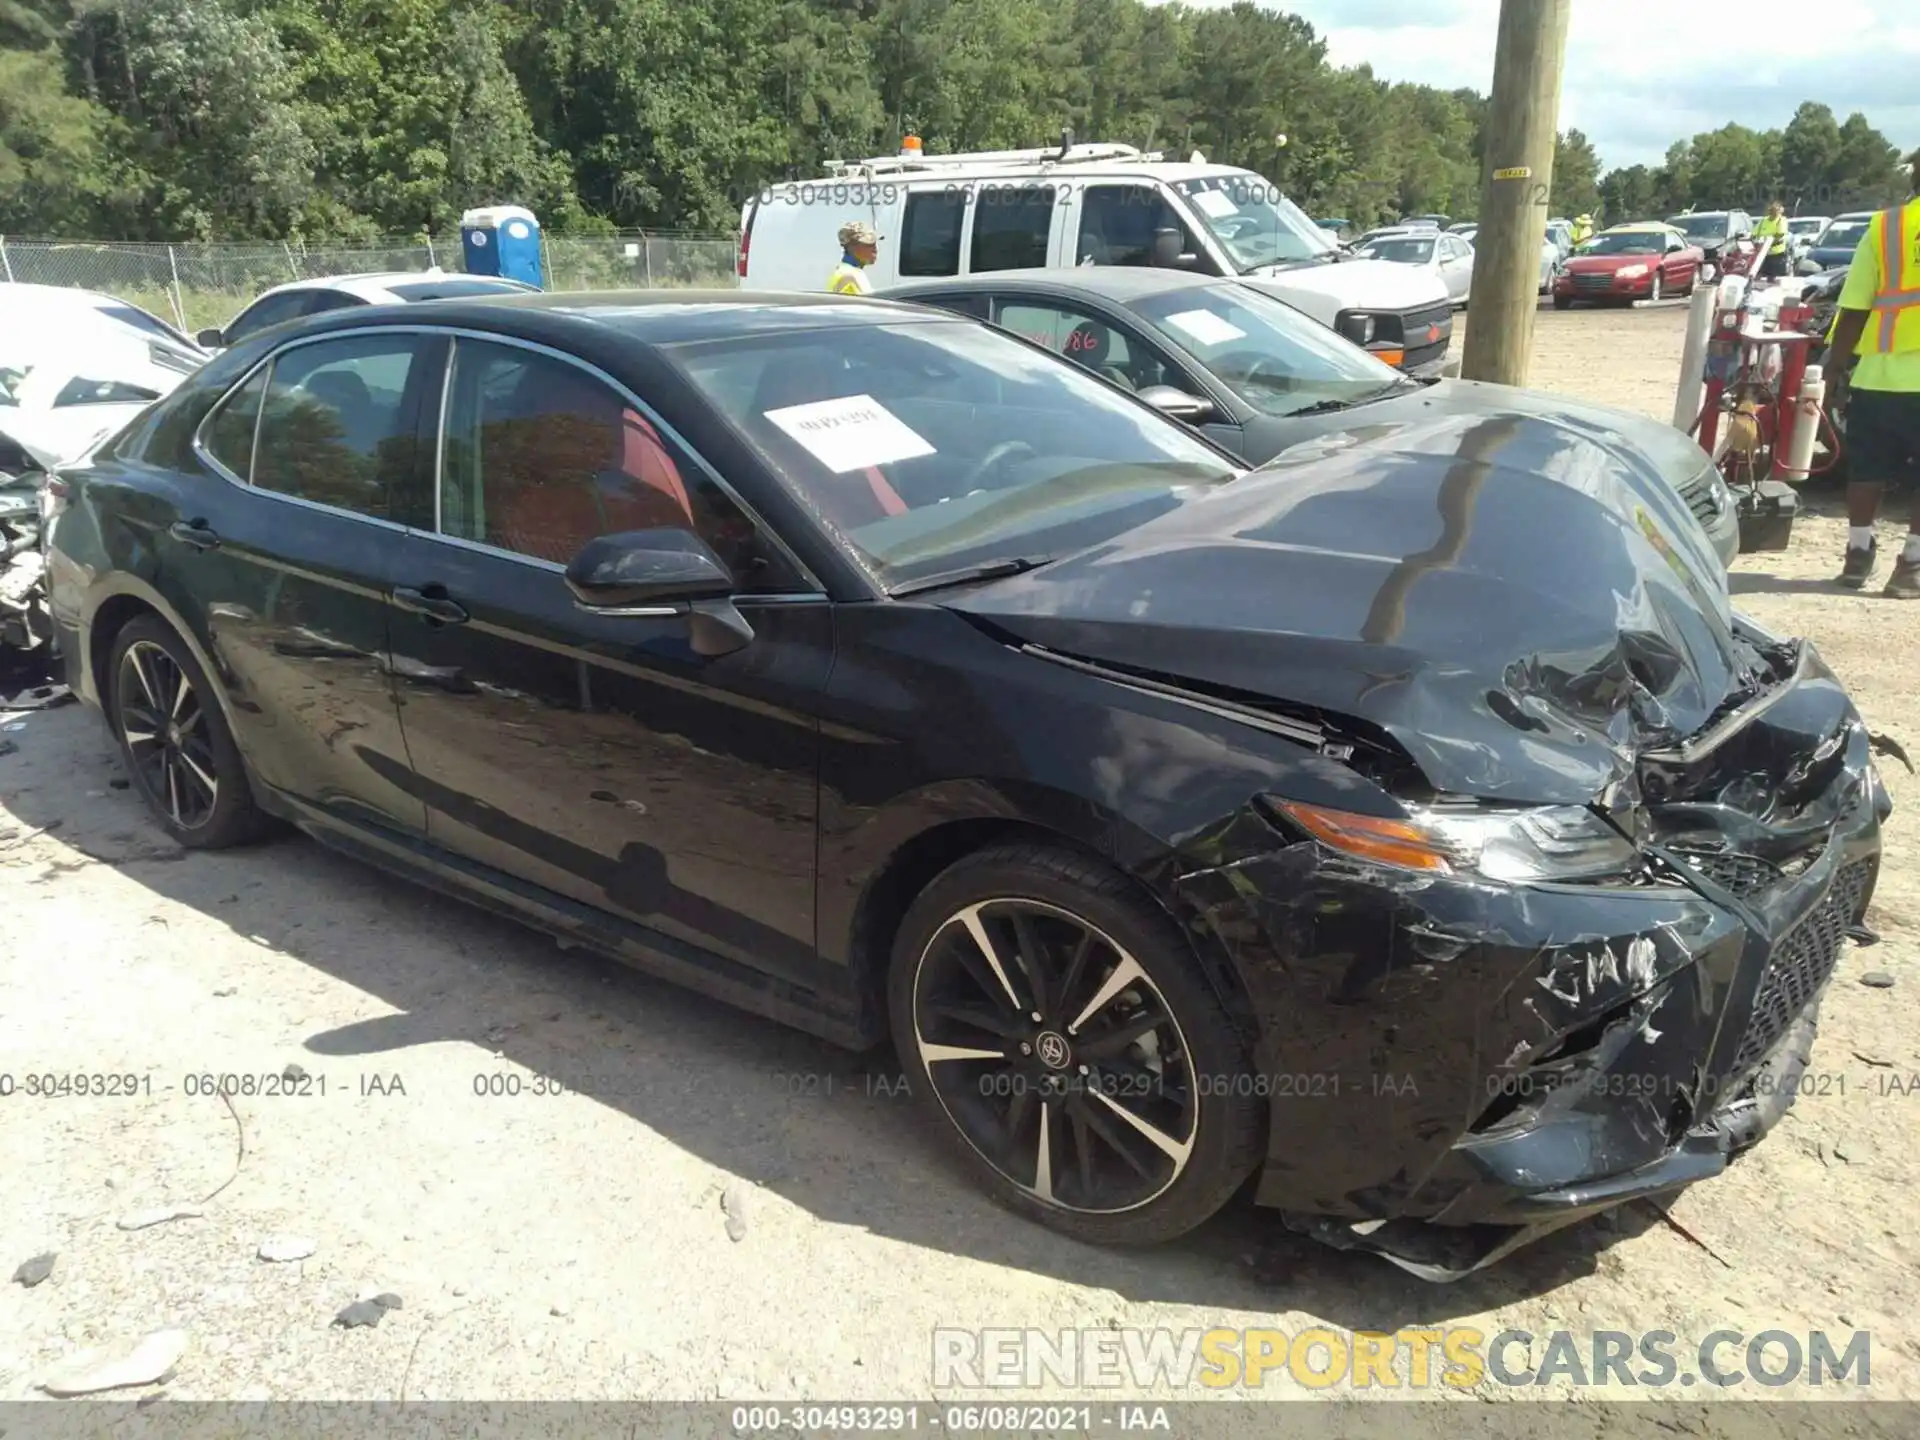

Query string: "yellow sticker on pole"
[1492, 166, 1533, 180]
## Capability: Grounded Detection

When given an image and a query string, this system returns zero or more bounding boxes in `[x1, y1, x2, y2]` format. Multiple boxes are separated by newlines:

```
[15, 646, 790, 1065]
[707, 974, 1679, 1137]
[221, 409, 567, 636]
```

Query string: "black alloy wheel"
[890, 843, 1264, 1244]
[108, 616, 270, 848]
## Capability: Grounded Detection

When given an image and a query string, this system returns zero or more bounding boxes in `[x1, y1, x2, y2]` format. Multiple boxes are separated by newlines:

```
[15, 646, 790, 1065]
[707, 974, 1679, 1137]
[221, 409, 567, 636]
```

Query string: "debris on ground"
[1861, 972, 1897, 989]
[37, 1328, 188, 1396]
[333, 1300, 387, 1329]
[0, 738, 16, 758]
[1855, 1051, 1895, 1068]
[257, 1235, 317, 1263]
[3, 682, 73, 711]
[116, 1205, 204, 1231]
[722, 1183, 749, 1242]
[212, 987, 236, 997]
[371, 1291, 404, 1311]
[1870, 732, 1914, 773]
[282, 1063, 308, 1082]
[12, 1252, 56, 1287]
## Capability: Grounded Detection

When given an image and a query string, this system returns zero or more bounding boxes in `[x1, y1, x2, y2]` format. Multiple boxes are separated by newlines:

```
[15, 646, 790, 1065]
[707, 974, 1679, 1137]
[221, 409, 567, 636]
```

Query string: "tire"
[107, 615, 272, 849]
[888, 841, 1265, 1246]
[1553, 295, 1574, 310]
[1649, 271, 1664, 304]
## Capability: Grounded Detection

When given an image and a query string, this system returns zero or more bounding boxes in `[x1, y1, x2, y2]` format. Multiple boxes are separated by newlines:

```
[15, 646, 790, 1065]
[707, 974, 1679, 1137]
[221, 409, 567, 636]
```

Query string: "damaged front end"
[1167, 627, 1886, 1280]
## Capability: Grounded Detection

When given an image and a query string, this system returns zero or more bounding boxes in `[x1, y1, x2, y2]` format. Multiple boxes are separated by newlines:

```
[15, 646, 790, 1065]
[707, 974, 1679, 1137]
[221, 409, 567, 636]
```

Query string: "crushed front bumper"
[1173, 672, 1886, 1280]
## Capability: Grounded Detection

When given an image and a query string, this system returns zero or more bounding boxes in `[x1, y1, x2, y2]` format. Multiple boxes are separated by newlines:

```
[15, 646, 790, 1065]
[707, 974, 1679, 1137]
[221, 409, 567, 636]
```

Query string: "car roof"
[886, 268, 1222, 303]
[275, 288, 977, 347]
[252, 271, 532, 303]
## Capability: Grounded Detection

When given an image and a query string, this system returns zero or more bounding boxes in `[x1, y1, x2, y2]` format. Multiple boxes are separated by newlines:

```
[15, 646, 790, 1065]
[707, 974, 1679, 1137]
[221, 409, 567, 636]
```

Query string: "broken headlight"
[1272, 799, 1639, 882]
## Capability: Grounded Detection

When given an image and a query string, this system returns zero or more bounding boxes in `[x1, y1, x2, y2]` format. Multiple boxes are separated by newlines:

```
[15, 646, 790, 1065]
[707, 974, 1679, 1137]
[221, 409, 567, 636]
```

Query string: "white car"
[1356, 229, 1475, 306]
[1, 286, 208, 471]
[197, 270, 539, 351]
[740, 141, 1456, 375]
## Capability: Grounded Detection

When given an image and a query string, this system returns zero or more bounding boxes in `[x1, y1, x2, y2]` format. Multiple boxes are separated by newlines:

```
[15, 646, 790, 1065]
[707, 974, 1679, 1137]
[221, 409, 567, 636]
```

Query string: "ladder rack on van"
[823, 143, 1163, 179]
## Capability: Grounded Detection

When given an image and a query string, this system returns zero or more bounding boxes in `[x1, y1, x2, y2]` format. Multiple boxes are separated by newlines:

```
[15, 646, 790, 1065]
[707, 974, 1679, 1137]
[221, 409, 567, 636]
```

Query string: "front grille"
[1381, 303, 1452, 350]
[1401, 338, 1450, 372]
[1729, 858, 1875, 1077]
[1678, 850, 1783, 896]
[1679, 472, 1725, 526]
[1573, 273, 1616, 291]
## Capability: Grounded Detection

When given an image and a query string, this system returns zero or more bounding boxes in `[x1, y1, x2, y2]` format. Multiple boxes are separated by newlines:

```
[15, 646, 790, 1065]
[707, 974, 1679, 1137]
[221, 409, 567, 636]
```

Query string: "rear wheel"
[888, 842, 1265, 1245]
[108, 616, 270, 848]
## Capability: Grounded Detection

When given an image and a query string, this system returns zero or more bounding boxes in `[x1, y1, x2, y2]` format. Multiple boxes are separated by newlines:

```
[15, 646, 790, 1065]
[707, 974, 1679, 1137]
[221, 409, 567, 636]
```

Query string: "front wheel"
[108, 616, 271, 848]
[889, 842, 1265, 1245]
[1648, 271, 1665, 303]
[1553, 294, 1574, 310]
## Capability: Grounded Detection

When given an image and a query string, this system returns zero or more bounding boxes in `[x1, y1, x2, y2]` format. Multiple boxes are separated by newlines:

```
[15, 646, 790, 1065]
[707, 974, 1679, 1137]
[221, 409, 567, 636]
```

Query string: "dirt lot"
[2, 302, 1917, 1421]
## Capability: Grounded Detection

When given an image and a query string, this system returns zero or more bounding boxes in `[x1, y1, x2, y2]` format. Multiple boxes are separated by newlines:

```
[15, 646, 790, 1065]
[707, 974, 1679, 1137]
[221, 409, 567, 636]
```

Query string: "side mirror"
[1151, 226, 1201, 270]
[195, 328, 224, 349]
[1137, 385, 1214, 423]
[564, 528, 752, 656]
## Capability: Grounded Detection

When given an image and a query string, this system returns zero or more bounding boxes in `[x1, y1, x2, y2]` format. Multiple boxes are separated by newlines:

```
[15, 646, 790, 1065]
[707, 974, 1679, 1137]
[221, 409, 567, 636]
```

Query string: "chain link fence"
[0, 231, 739, 333]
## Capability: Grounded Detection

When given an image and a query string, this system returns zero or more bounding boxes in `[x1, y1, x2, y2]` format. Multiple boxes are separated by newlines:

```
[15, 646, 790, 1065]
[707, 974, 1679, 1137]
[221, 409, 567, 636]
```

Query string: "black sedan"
[45, 291, 1887, 1278]
[884, 268, 1740, 571]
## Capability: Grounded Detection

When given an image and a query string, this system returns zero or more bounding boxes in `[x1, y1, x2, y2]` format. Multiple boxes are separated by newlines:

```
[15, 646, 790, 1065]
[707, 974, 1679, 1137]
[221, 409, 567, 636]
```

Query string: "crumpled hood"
[949, 407, 1768, 805]
[0, 406, 145, 472]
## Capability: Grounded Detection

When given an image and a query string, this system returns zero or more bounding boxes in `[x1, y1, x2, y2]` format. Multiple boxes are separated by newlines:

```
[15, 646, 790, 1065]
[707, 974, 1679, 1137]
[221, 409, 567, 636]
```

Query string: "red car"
[1553, 225, 1703, 308]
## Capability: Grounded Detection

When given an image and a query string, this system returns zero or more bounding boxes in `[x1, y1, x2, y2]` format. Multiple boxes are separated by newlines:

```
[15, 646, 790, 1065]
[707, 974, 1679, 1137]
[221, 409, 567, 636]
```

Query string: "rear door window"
[899, 191, 967, 277]
[249, 334, 431, 518]
[970, 185, 1056, 273]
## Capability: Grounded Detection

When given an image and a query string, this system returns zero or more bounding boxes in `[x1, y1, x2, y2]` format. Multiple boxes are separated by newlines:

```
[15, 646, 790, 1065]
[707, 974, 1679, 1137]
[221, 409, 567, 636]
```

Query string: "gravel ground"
[2, 303, 1916, 1421]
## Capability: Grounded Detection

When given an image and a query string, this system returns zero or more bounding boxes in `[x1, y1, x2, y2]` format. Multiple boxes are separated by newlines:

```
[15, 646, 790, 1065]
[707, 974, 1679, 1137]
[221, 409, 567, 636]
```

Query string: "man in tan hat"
[827, 220, 879, 295]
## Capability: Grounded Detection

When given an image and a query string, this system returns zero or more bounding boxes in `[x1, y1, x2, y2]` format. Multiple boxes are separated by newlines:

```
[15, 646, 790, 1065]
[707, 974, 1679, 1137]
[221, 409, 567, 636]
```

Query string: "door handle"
[393, 585, 470, 625]
[168, 519, 220, 550]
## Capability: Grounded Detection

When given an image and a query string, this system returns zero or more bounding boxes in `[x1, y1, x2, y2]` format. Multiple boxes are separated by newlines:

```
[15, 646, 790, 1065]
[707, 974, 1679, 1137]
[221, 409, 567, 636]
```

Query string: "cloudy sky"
[1183, 1, 1920, 170]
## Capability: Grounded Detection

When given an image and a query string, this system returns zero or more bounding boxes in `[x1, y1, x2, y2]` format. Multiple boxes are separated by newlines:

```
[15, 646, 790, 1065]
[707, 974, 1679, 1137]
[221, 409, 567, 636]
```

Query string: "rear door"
[964, 182, 1060, 276]
[385, 333, 835, 989]
[174, 328, 439, 832]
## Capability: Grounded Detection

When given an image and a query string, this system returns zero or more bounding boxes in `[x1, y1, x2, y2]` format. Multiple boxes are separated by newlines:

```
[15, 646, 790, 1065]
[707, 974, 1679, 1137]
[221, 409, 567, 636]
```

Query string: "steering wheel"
[955, 440, 1036, 495]
[1216, 351, 1295, 390]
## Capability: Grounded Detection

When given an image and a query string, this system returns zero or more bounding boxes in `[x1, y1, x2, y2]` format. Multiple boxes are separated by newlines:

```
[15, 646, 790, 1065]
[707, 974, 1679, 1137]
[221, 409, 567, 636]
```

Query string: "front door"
[172, 329, 441, 832]
[385, 335, 832, 987]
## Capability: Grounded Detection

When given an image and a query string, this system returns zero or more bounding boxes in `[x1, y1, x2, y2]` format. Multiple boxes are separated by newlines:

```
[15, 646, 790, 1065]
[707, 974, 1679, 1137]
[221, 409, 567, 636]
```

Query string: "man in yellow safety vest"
[1827, 149, 1920, 598]
[827, 221, 879, 295]
[1753, 201, 1790, 280]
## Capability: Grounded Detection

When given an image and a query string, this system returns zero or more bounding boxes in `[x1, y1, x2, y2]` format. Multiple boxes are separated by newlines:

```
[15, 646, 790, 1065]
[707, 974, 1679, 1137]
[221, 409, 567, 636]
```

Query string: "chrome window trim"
[415, 326, 829, 598]
[187, 322, 829, 598]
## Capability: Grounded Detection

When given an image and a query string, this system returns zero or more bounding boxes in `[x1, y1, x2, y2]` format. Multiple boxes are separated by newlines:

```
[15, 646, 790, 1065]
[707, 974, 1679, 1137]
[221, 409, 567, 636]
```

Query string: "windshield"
[1670, 214, 1729, 239]
[668, 320, 1239, 588]
[1819, 221, 1870, 250]
[1361, 237, 1436, 265]
[1787, 219, 1826, 235]
[1579, 232, 1666, 256]
[1132, 283, 1404, 419]
[1172, 174, 1337, 271]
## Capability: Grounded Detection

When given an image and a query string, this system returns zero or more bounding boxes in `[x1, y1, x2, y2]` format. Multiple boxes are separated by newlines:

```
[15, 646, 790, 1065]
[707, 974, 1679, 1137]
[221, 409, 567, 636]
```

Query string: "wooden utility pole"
[1461, 0, 1573, 386]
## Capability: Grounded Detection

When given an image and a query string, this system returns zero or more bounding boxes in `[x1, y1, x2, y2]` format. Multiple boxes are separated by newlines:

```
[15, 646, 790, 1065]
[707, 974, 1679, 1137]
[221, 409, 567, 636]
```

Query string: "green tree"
[1833, 111, 1901, 207]
[0, 45, 110, 231]
[1551, 128, 1600, 218]
[1597, 163, 1659, 223]
[1779, 100, 1841, 210]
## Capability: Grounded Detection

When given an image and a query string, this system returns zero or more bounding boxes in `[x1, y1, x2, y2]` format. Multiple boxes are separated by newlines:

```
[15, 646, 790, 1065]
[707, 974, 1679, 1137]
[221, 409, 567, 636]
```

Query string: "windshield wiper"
[888, 555, 1055, 598]
[1288, 380, 1417, 417]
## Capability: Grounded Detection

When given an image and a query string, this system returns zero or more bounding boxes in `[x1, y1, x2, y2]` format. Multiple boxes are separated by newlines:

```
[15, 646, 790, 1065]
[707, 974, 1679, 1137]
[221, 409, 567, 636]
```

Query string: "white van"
[738, 142, 1457, 376]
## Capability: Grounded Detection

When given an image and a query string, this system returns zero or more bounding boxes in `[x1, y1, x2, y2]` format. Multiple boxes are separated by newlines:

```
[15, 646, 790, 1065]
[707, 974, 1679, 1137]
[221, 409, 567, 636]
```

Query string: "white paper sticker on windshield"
[1160, 309, 1247, 347]
[762, 394, 935, 473]
[1190, 189, 1238, 220]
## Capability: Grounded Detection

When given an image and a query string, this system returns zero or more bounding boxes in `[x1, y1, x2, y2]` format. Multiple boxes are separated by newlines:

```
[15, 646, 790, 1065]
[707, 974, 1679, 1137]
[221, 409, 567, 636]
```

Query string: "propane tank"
[1779, 363, 1825, 482]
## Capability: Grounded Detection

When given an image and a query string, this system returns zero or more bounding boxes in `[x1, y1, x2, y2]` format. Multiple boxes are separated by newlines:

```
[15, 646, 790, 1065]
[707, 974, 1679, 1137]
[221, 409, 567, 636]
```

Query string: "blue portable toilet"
[461, 204, 543, 287]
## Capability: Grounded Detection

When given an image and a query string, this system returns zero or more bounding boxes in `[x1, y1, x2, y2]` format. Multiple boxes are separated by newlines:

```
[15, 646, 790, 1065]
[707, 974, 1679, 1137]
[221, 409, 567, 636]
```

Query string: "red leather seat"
[482, 364, 698, 565]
